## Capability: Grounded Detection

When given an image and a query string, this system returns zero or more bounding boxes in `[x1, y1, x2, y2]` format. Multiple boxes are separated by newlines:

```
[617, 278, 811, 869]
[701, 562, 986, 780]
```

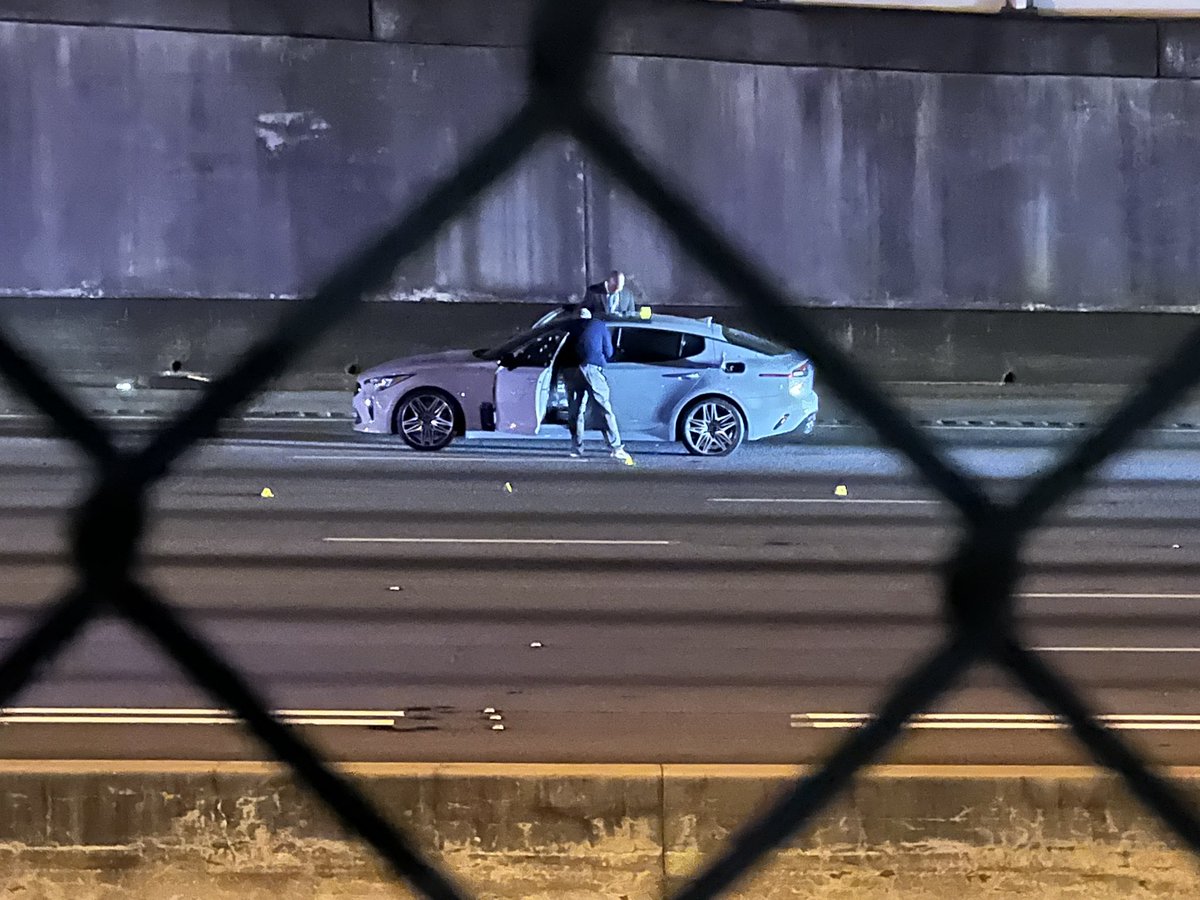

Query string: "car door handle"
[662, 372, 700, 380]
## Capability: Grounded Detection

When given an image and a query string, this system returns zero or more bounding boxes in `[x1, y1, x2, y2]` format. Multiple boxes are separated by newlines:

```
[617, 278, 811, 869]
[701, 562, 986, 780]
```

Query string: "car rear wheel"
[396, 389, 458, 451]
[681, 397, 745, 457]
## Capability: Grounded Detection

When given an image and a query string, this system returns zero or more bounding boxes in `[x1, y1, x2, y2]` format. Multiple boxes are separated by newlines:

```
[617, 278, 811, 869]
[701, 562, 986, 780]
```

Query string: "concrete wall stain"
[254, 111, 331, 155]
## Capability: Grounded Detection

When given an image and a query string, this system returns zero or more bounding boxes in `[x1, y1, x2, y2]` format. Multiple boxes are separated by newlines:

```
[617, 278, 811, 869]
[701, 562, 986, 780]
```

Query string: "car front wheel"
[681, 397, 745, 457]
[396, 389, 458, 451]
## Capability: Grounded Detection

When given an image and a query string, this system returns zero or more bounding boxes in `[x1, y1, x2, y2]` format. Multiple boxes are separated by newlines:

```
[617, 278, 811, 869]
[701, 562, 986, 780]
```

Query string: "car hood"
[359, 349, 493, 380]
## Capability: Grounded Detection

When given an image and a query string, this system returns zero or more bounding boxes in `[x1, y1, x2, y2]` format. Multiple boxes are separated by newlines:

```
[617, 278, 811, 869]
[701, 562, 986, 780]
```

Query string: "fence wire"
[2, 0, 1200, 897]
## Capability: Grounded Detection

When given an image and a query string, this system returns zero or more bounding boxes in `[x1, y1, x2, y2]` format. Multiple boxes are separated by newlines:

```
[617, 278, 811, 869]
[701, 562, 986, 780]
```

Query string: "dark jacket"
[586, 282, 635, 317]
[566, 318, 613, 368]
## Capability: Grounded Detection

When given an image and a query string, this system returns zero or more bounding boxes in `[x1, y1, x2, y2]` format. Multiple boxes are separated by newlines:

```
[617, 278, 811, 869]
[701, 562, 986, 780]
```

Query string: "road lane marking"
[0, 707, 404, 727]
[323, 537, 676, 546]
[792, 712, 1200, 731]
[707, 498, 939, 505]
[1022, 592, 1200, 601]
[1033, 646, 1200, 653]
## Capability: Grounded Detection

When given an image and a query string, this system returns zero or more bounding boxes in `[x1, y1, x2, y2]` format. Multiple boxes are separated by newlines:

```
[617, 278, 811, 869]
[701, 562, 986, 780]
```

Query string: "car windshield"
[721, 326, 789, 356]
[473, 328, 542, 361]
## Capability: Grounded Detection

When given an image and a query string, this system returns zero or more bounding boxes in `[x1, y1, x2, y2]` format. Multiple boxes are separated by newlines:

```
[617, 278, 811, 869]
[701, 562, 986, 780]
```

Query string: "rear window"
[721, 327, 788, 356]
[614, 328, 706, 364]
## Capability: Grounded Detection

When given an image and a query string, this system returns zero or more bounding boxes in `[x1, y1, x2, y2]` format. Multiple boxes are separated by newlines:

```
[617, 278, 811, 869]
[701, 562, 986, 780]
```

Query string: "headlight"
[362, 374, 413, 390]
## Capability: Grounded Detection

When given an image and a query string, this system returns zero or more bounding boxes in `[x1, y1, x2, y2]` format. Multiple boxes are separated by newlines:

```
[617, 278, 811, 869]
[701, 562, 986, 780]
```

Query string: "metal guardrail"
[3, 1, 1200, 897]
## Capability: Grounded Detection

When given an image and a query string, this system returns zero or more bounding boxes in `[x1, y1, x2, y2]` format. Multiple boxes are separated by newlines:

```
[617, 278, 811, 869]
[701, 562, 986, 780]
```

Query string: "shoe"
[569, 447, 585, 458]
[611, 448, 635, 466]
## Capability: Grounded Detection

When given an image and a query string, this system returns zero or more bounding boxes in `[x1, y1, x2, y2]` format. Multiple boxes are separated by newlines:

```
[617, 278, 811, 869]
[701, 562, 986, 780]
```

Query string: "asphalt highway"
[1, 422, 1200, 766]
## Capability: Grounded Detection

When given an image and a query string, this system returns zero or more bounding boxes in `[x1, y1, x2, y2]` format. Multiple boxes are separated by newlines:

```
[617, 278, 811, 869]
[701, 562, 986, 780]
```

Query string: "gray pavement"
[0, 425, 1199, 764]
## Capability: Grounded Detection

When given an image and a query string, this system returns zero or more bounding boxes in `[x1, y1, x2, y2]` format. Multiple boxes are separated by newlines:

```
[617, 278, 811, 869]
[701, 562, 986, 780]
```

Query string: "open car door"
[494, 329, 569, 434]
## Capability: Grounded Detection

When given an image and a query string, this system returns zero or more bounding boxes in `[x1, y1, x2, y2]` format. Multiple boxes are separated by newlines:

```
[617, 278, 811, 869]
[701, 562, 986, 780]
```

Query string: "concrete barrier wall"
[0, 762, 1193, 898]
[376, 0, 1159, 76]
[6, 7, 1200, 314]
[0, 298, 1184, 390]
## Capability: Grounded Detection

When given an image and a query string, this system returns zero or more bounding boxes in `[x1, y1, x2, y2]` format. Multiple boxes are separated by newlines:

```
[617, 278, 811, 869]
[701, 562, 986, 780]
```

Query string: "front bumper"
[352, 389, 389, 434]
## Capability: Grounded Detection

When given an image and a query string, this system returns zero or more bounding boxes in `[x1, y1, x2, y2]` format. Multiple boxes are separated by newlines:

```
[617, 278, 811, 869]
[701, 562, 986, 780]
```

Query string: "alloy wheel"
[399, 393, 455, 450]
[683, 399, 743, 456]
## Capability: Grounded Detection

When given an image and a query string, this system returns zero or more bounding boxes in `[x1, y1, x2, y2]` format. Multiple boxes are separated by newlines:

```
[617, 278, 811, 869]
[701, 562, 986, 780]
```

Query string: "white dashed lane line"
[792, 712, 1200, 731]
[323, 537, 676, 546]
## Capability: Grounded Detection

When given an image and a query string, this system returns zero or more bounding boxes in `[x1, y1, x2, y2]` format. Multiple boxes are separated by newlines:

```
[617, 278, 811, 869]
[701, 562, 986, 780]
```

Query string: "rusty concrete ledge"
[0, 762, 1194, 897]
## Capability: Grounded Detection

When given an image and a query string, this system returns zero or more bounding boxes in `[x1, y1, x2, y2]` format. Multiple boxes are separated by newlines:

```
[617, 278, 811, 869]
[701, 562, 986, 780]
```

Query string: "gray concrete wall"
[0, 763, 1193, 898]
[376, 0, 1159, 77]
[585, 58, 1200, 311]
[0, 21, 585, 303]
[0, 0, 371, 38]
[6, 4, 1200, 316]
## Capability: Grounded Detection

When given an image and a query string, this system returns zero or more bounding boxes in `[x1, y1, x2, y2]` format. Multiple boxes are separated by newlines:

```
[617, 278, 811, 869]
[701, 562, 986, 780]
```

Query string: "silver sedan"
[352, 312, 818, 456]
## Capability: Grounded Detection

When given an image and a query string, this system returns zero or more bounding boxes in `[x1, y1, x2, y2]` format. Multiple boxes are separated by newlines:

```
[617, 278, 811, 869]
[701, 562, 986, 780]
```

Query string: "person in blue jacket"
[563, 304, 634, 464]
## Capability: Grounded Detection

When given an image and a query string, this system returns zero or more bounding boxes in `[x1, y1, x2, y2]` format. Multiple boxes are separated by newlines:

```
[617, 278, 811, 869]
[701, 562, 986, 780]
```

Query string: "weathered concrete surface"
[1160, 21, 1200, 78]
[0, 0, 370, 38]
[375, 0, 1158, 77]
[0, 763, 1196, 898]
[0, 21, 585, 303]
[0, 762, 664, 899]
[3, 8, 1200, 312]
[587, 57, 1200, 311]
[664, 766, 1200, 897]
[4, 15, 1200, 312]
[0, 0, 1164, 78]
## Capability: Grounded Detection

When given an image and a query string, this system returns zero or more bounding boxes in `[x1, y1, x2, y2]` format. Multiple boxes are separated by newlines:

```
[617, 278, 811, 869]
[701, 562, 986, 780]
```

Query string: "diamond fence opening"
[3, 1, 1200, 897]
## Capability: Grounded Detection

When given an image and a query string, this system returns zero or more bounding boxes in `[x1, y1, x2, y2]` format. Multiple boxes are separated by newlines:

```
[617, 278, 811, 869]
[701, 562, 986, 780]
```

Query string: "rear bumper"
[753, 391, 818, 441]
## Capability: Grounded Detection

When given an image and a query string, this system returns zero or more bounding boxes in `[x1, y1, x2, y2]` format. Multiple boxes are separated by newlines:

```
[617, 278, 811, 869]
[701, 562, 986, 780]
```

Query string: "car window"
[680, 333, 705, 359]
[507, 330, 566, 368]
[614, 328, 705, 364]
[721, 327, 787, 356]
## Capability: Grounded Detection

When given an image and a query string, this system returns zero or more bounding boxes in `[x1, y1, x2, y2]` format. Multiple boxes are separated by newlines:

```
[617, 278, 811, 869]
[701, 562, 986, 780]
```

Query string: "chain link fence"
[3, 1, 1200, 896]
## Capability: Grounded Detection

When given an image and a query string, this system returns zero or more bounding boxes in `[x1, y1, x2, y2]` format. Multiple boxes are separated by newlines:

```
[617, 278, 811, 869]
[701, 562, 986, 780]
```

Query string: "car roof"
[610, 314, 724, 337]
[534, 309, 735, 340]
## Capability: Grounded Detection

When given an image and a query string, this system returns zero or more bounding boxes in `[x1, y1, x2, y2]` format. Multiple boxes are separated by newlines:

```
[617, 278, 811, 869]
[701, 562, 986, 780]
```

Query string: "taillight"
[788, 362, 810, 397]
[759, 361, 811, 394]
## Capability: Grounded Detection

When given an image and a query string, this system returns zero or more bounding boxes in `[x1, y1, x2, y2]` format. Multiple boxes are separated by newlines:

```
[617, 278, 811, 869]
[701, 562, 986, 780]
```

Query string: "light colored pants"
[567, 365, 623, 451]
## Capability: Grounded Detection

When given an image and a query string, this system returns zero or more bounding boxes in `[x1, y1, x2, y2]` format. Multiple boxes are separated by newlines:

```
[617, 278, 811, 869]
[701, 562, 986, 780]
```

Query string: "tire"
[395, 389, 459, 451]
[680, 397, 746, 457]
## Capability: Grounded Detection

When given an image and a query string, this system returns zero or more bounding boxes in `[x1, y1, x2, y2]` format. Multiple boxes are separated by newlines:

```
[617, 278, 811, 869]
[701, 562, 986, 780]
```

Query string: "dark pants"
[566, 365, 623, 451]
